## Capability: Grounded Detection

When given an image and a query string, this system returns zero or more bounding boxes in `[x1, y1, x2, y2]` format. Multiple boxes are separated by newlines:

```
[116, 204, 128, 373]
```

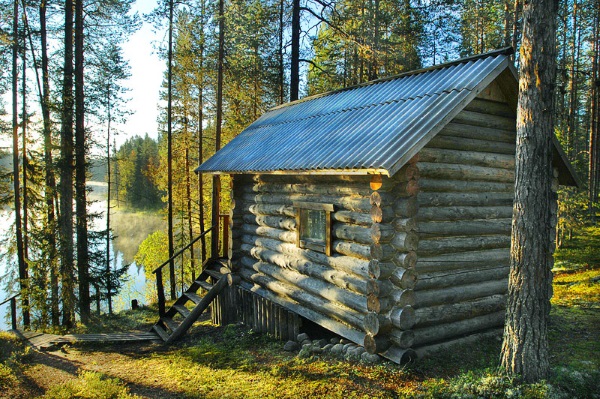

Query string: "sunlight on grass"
[0, 331, 29, 390]
[42, 371, 141, 399]
[552, 272, 600, 308]
[554, 226, 600, 271]
[553, 225, 600, 308]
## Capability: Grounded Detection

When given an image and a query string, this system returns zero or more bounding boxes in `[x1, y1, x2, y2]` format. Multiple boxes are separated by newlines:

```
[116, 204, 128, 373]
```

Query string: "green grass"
[0, 331, 29, 390]
[72, 305, 158, 334]
[41, 371, 141, 399]
[553, 225, 600, 308]
[554, 225, 600, 271]
[3, 226, 599, 398]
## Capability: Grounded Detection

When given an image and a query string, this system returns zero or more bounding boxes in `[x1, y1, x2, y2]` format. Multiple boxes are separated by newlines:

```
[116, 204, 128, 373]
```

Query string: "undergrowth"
[553, 226, 600, 308]
[72, 305, 158, 334]
[41, 371, 141, 399]
[0, 331, 29, 390]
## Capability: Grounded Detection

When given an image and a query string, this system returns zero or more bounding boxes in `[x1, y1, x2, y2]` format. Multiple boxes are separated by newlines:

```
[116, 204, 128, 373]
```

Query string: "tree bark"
[21, 12, 28, 268]
[197, 0, 207, 261]
[290, 0, 300, 101]
[167, 0, 176, 299]
[13, 0, 29, 329]
[589, 2, 600, 219]
[278, 0, 285, 104]
[40, 0, 59, 327]
[185, 147, 195, 279]
[566, 0, 579, 159]
[74, 0, 90, 324]
[212, 0, 224, 258]
[106, 94, 113, 315]
[500, 0, 558, 382]
[60, 0, 75, 328]
[511, 0, 521, 54]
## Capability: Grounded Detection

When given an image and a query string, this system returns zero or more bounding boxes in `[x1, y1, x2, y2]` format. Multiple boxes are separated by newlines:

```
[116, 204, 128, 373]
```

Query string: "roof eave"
[195, 168, 391, 177]
[551, 136, 582, 188]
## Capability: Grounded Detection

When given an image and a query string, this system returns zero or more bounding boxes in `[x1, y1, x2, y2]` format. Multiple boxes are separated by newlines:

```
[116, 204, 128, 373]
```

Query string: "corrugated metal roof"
[196, 48, 514, 176]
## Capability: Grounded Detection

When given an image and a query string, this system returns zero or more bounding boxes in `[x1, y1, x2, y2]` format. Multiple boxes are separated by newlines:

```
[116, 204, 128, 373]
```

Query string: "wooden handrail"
[153, 226, 215, 274]
[0, 293, 20, 307]
[153, 213, 230, 318]
[0, 293, 21, 330]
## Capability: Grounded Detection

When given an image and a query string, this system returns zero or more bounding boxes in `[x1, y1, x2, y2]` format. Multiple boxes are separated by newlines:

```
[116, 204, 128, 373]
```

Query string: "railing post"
[156, 269, 166, 317]
[222, 214, 230, 259]
[10, 297, 17, 330]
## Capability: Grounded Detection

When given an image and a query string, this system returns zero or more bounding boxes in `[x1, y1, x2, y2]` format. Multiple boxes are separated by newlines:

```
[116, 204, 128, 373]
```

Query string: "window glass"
[294, 202, 333, 256]
[300, 209, 326, 242]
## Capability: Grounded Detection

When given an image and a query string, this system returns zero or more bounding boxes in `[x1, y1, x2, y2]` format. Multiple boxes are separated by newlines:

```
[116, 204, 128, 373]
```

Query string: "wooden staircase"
[151, 259, 238, 343]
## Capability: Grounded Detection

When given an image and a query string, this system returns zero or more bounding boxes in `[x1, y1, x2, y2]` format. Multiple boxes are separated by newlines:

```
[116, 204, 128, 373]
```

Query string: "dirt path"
[13, 343, 187, 399]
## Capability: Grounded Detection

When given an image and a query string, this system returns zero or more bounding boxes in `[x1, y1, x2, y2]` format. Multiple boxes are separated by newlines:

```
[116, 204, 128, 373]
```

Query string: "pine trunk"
[198, 94, 206, 259]
[212, 0, 225, 258]
[13, 0, 29, 329]
[74, 0, 90, 324]
[106, 96, 113, 315]
[290, 0, 300, 101]
[21, 19, 28, 270]
[197, 0, 207, 261]
[278, 0, 285, 104]
[39, 1, 59, 327]
[511, 0, 520, 53]
[167, 0, 176, 299]
[186, 147, 195, 279]
[589, 2, 600, 219]
[59, 0, 75, 328]
[566, 0, 579, 159]
[500, 0, 558, 382]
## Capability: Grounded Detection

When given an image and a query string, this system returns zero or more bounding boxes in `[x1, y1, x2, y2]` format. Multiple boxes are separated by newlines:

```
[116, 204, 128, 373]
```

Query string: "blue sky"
[116, 0, 163, 145]
[0, 0, 163, 150]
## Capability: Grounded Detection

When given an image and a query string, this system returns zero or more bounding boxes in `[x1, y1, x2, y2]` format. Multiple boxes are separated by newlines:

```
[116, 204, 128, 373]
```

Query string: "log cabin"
[194, 48, 579, 363]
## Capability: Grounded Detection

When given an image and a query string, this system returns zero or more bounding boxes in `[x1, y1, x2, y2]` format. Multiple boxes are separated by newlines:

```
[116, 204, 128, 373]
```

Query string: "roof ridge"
[268, 47, 514, 113]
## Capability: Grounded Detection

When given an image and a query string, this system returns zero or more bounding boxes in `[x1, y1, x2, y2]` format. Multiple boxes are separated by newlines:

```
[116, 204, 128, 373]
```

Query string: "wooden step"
[161, 317, 180, 332]
[204, 269, 225, 280]
[195, 280, 213, 291]
[173, 305, 191, 318]
[152, 325, 170, 342]
[185, 292, 203, 305]
[199, 258, 231, 280]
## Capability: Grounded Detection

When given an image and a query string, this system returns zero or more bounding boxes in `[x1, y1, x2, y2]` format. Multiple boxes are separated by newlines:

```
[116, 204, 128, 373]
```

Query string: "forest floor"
[1, 228, 599, 398]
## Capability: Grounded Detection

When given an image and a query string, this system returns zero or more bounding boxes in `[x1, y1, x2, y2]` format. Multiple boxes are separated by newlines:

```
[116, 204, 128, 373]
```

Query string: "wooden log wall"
[367, 160, 419, 364]
[233, 174, 373, 343]
[412, 95, 516, 353]
[232, 171, 418, 362]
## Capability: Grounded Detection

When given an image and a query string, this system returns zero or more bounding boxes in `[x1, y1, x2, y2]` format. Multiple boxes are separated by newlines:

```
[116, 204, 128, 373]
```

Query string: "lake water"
[0, 182, 152, 330]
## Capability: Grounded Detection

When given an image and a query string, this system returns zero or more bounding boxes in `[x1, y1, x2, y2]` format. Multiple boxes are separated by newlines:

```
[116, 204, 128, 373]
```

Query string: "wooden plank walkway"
[12, 330, 161, 351]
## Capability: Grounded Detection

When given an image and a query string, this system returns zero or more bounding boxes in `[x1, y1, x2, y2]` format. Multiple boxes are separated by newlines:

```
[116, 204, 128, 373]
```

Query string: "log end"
[367, 293, 381, 313]
[390, 305, 416, 330]
[368, 259, 381, 279]
[382, 346, 417, 364]
[370, 206, 383, 223]
[363, 312, 380, 336]
[227, 273, 241, 286]
[363, 333, 392, 354]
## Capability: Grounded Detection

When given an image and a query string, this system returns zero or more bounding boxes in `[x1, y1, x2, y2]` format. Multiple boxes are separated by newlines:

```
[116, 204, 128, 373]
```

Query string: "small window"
[293, 201, 334, 256]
